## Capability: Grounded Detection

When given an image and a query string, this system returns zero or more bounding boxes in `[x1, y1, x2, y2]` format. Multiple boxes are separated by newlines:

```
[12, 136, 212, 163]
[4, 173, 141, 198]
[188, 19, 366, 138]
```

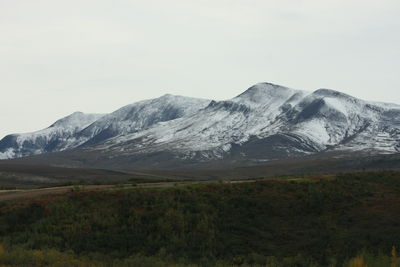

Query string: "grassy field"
[0, 164, 184, 189]
[0, 171, 399, 266]
[1, 152, 399, 189]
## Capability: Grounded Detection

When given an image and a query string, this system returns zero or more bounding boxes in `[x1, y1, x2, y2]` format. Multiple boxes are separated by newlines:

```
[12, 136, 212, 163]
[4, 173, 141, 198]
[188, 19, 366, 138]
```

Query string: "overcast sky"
[1, 0, 400, 138]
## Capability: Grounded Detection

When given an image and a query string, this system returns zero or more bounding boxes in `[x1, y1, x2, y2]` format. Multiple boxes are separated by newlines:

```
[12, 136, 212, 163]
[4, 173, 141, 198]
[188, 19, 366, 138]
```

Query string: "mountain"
[1, 82, 399, 169]
[87, 83, 400, 168]
[0, 95, 211, 161]
[59, 94, 211, 148]
[0, 112, 103, 159]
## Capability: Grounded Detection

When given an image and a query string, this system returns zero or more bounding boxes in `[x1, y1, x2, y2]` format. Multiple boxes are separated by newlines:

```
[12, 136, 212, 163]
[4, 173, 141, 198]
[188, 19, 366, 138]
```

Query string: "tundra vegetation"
[0, 171, 399, 266]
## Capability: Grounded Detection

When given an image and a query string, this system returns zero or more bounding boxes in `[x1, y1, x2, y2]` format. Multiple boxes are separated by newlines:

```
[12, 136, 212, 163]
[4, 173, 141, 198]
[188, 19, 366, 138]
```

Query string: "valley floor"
[0, 179, 256, 202]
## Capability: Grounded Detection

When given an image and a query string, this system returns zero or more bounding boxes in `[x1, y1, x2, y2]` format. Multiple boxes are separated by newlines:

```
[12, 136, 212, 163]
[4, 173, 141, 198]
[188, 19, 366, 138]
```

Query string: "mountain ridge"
[1, 82, 399, 169]
[0, 112, 104, 159]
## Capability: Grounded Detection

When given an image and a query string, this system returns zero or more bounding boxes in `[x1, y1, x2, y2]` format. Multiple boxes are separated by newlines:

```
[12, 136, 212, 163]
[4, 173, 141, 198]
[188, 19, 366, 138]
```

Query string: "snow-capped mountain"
[92, 83, 400, 162]
[0, 112, 104, 159]
[0, 95, 211, 160]
[62, 94, 211, 149]
[1, 82, 399, 169]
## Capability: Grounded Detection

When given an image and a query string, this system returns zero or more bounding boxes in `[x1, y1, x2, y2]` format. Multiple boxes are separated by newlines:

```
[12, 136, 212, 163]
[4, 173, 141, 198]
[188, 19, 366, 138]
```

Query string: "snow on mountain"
[0, 112, 104, 159]
[0, 95, 211, 159]
[93, 83, 311, 155]
[1, 82, 399, 167]
[65, 94, 211, 148]
[287, 89, 400, 154]
[93, 83, 400, 162]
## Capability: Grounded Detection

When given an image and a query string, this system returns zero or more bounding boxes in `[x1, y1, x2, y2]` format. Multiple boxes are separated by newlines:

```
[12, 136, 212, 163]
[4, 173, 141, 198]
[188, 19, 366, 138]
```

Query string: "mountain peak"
[240, 82, 291, 93]
[237, 82, 295, 97]
[233, 82, 303, 107]
[159, 93, 174, 98]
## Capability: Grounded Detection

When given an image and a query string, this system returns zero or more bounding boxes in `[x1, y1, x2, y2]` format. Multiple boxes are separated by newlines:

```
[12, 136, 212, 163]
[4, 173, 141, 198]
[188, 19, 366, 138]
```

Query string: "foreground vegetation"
[0, 171, 400, 266]
[0, 246, 398, 267]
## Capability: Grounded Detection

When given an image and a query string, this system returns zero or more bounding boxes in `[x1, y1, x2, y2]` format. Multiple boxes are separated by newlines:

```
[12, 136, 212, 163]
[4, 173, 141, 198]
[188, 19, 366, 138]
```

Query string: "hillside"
[1, 82, 399, 169]
[0, 171, 399, 266]
[0, 112, 104, 159]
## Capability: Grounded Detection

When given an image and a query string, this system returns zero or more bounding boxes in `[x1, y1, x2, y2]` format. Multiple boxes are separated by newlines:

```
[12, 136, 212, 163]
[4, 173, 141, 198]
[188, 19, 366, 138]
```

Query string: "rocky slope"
[0, 112, 103, 159]
[92, 83, 400, 165]
[1, 82, 399, 168]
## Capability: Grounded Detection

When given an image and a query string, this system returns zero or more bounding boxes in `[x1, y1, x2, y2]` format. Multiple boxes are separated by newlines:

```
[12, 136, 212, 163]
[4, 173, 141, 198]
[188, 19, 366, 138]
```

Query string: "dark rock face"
[206, 101, 251, 114]
[230, 133, 321, 160]
[0, 135, 18, 151]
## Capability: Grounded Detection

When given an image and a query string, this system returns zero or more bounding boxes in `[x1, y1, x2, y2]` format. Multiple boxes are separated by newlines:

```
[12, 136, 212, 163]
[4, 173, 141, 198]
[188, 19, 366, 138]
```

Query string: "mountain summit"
[1, 82, 399, 169]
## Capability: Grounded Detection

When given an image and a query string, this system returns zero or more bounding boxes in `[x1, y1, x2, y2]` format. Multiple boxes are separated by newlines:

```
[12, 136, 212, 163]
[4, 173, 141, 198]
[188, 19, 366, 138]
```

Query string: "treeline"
[0, 171, 400, 266]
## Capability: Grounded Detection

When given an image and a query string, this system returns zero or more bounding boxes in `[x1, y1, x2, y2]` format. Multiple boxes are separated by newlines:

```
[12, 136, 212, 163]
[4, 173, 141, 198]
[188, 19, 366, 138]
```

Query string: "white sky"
[1, 0, 400, 139]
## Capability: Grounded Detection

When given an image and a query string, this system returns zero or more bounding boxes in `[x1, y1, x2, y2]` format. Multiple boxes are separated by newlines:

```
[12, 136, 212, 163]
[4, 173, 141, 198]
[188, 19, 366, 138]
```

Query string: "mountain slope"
[0, 112, 103, 159]
[1, 82, 399, 169]
[0, 95, 211, 160]
[91, 83, 400, 166]
[63, 94, 211, 148]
